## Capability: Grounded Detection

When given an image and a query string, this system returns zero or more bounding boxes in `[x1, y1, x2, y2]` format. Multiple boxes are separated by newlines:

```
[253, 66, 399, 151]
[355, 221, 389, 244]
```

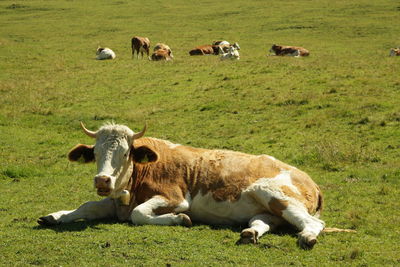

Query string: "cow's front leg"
[38, 198, 116, 226]
[131, 195, 192, 227]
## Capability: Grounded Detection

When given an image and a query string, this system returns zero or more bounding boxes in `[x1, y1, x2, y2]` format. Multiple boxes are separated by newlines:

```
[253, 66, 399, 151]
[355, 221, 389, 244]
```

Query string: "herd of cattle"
[96, 36, 400, 60]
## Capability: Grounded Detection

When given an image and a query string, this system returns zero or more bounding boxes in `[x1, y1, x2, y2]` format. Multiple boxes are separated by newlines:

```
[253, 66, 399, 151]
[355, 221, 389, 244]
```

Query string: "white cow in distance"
[220, 46, 240, 60]
[96, 47, 116, 60]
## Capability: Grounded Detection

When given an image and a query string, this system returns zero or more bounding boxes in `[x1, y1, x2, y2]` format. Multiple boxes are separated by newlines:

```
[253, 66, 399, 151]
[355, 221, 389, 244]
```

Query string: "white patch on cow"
[252, 171, 300, 195]
[267, 155, 276, 161]
[188, 192, 264, 225]
[93, 124, 135, 197]
[175, 192, 191, 212]
[167, 142, 181, 149]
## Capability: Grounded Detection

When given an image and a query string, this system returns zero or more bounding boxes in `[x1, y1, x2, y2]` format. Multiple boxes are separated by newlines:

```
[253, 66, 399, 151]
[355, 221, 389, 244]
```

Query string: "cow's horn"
[80, 122, 97, 138]
[132, 123, 147, 140]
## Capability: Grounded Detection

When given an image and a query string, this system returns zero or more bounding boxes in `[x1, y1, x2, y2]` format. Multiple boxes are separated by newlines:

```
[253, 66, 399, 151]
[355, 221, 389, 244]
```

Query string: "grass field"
[1, 0, 400, 266]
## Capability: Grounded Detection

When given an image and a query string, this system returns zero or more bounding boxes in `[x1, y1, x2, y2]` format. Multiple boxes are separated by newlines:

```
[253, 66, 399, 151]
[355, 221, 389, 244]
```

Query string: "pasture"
[0, 0, 399, 265]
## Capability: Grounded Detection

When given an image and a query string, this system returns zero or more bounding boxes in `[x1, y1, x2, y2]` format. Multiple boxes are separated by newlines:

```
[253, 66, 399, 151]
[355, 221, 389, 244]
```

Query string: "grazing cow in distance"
[189, 45, 220, 55]
[389, 48, 400, 56]
[219, 46, 240, 60]
[96, 47, 116, 60]
[150, 49, 173, 61]
[269, 44, 310, 57]
[38, 122, 355, 249]
[131, 36, 150, 59]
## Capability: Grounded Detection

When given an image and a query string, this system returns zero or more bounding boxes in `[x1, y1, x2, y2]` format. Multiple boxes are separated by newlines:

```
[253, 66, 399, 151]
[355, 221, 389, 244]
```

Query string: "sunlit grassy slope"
[0, 0, 399, 266]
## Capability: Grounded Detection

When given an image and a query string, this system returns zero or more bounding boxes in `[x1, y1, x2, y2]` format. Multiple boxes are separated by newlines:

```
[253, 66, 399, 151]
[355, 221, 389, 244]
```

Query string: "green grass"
[1, 0, 400, 265]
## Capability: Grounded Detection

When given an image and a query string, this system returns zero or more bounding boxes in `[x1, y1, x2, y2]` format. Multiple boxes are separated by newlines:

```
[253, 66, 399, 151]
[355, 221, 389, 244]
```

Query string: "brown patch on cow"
[68, 144, 95, 163]
[268, 197, 289, 216]
[150, 49, 172, 61]
[289, 171, 321, 214]
[189, 45, 220, 55]
[153, 206, 176, 215]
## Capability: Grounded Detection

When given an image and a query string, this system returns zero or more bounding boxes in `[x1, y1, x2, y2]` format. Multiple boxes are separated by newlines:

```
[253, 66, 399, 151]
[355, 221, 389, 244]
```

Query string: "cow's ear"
[68, 144, 95, 163]
[132, 146, 158, 164]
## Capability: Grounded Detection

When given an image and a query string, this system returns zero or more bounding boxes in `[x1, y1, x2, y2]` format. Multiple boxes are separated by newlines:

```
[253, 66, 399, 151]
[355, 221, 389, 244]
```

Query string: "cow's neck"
[110, 160, 134, 199]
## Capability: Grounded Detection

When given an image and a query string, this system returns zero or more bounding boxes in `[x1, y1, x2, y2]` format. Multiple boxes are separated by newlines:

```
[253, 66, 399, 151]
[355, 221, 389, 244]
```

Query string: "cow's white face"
[68, 123, 146, 198]
[93, 125, 134, 197]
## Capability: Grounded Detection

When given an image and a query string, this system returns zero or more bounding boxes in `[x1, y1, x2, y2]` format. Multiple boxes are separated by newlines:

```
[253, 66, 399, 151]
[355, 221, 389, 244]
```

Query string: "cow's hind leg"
[281, 205, 325, 250]
[237, 214, 284, 245]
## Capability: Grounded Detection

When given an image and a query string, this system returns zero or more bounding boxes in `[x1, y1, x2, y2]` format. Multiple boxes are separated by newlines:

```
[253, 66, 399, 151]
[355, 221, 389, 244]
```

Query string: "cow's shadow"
[33, 219, 121, 233]
[33, 220, 299, 242]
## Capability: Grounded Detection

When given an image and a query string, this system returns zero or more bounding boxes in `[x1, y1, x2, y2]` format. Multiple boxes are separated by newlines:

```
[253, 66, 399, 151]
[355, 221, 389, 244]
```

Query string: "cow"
[389, 48, 400, 56]
[38, 122, 354, 249]
[150, 43, 173, 61]
[212, 41, 241, 53]
[153, 43, 174, 59]
[150, 49, 173, 61]
[131, 36, 150, 59]
[95, 47, 116, 60]
[189, 45, 220, 56]
[269, 44, 310, 57]
[219, 46, 240, 60]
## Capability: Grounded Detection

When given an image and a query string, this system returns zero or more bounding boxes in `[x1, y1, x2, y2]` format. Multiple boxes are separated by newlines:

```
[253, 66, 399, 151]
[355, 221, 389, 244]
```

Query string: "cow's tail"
[314, 187, 324, 218]
[323, 228, 357, 233]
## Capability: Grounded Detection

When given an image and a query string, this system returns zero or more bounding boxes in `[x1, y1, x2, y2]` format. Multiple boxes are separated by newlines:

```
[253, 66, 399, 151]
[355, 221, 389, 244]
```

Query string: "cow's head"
[270, 44, 281, 54]
[96, 47, 105, 55]
[68, 122, 154, 198]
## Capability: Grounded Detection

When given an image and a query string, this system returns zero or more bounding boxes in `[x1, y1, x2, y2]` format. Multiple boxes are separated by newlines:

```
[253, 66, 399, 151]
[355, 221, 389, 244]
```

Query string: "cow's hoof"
[298, 233, 317, 250]
[237, 228, 258, 245]
[178, 213, 192, 227]
[37, 215, 59, 226]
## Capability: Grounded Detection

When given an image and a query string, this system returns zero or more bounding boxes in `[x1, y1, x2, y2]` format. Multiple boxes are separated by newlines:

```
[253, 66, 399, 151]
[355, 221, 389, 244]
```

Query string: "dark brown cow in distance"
[270, 44, 310, 57]
[131, 36, 150, 59]
[189, 45, 220, 56]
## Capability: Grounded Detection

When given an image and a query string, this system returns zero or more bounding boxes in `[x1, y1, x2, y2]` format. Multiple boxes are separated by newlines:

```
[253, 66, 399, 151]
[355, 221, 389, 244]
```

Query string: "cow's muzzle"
[94, 175, 113, 196]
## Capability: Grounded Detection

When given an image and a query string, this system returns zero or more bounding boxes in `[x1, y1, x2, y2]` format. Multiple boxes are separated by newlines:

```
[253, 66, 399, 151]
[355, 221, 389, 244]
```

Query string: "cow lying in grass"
[269, 44, 310, 57]
[389, 48, 400, 56]
[189, 45, 220, 55]
[212, 41, 241, 53]
[219, 46, 240, 60]
[38, 122, 354, 249]
[95, 47, 116, 60]
[150, 43, 173, 61]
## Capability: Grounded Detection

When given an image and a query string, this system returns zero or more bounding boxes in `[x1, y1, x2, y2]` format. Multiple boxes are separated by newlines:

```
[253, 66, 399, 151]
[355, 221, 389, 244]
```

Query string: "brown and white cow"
[213, 41, 241, 53]
[38, 123, 352, 249]
[270, 44, 310, 57]
[131, 36, 150, 59]
[150, 49, 173, 61]
[189, 45, 220, 56]
[389, 48, 400, 56]
[150, 43, 173, 61]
